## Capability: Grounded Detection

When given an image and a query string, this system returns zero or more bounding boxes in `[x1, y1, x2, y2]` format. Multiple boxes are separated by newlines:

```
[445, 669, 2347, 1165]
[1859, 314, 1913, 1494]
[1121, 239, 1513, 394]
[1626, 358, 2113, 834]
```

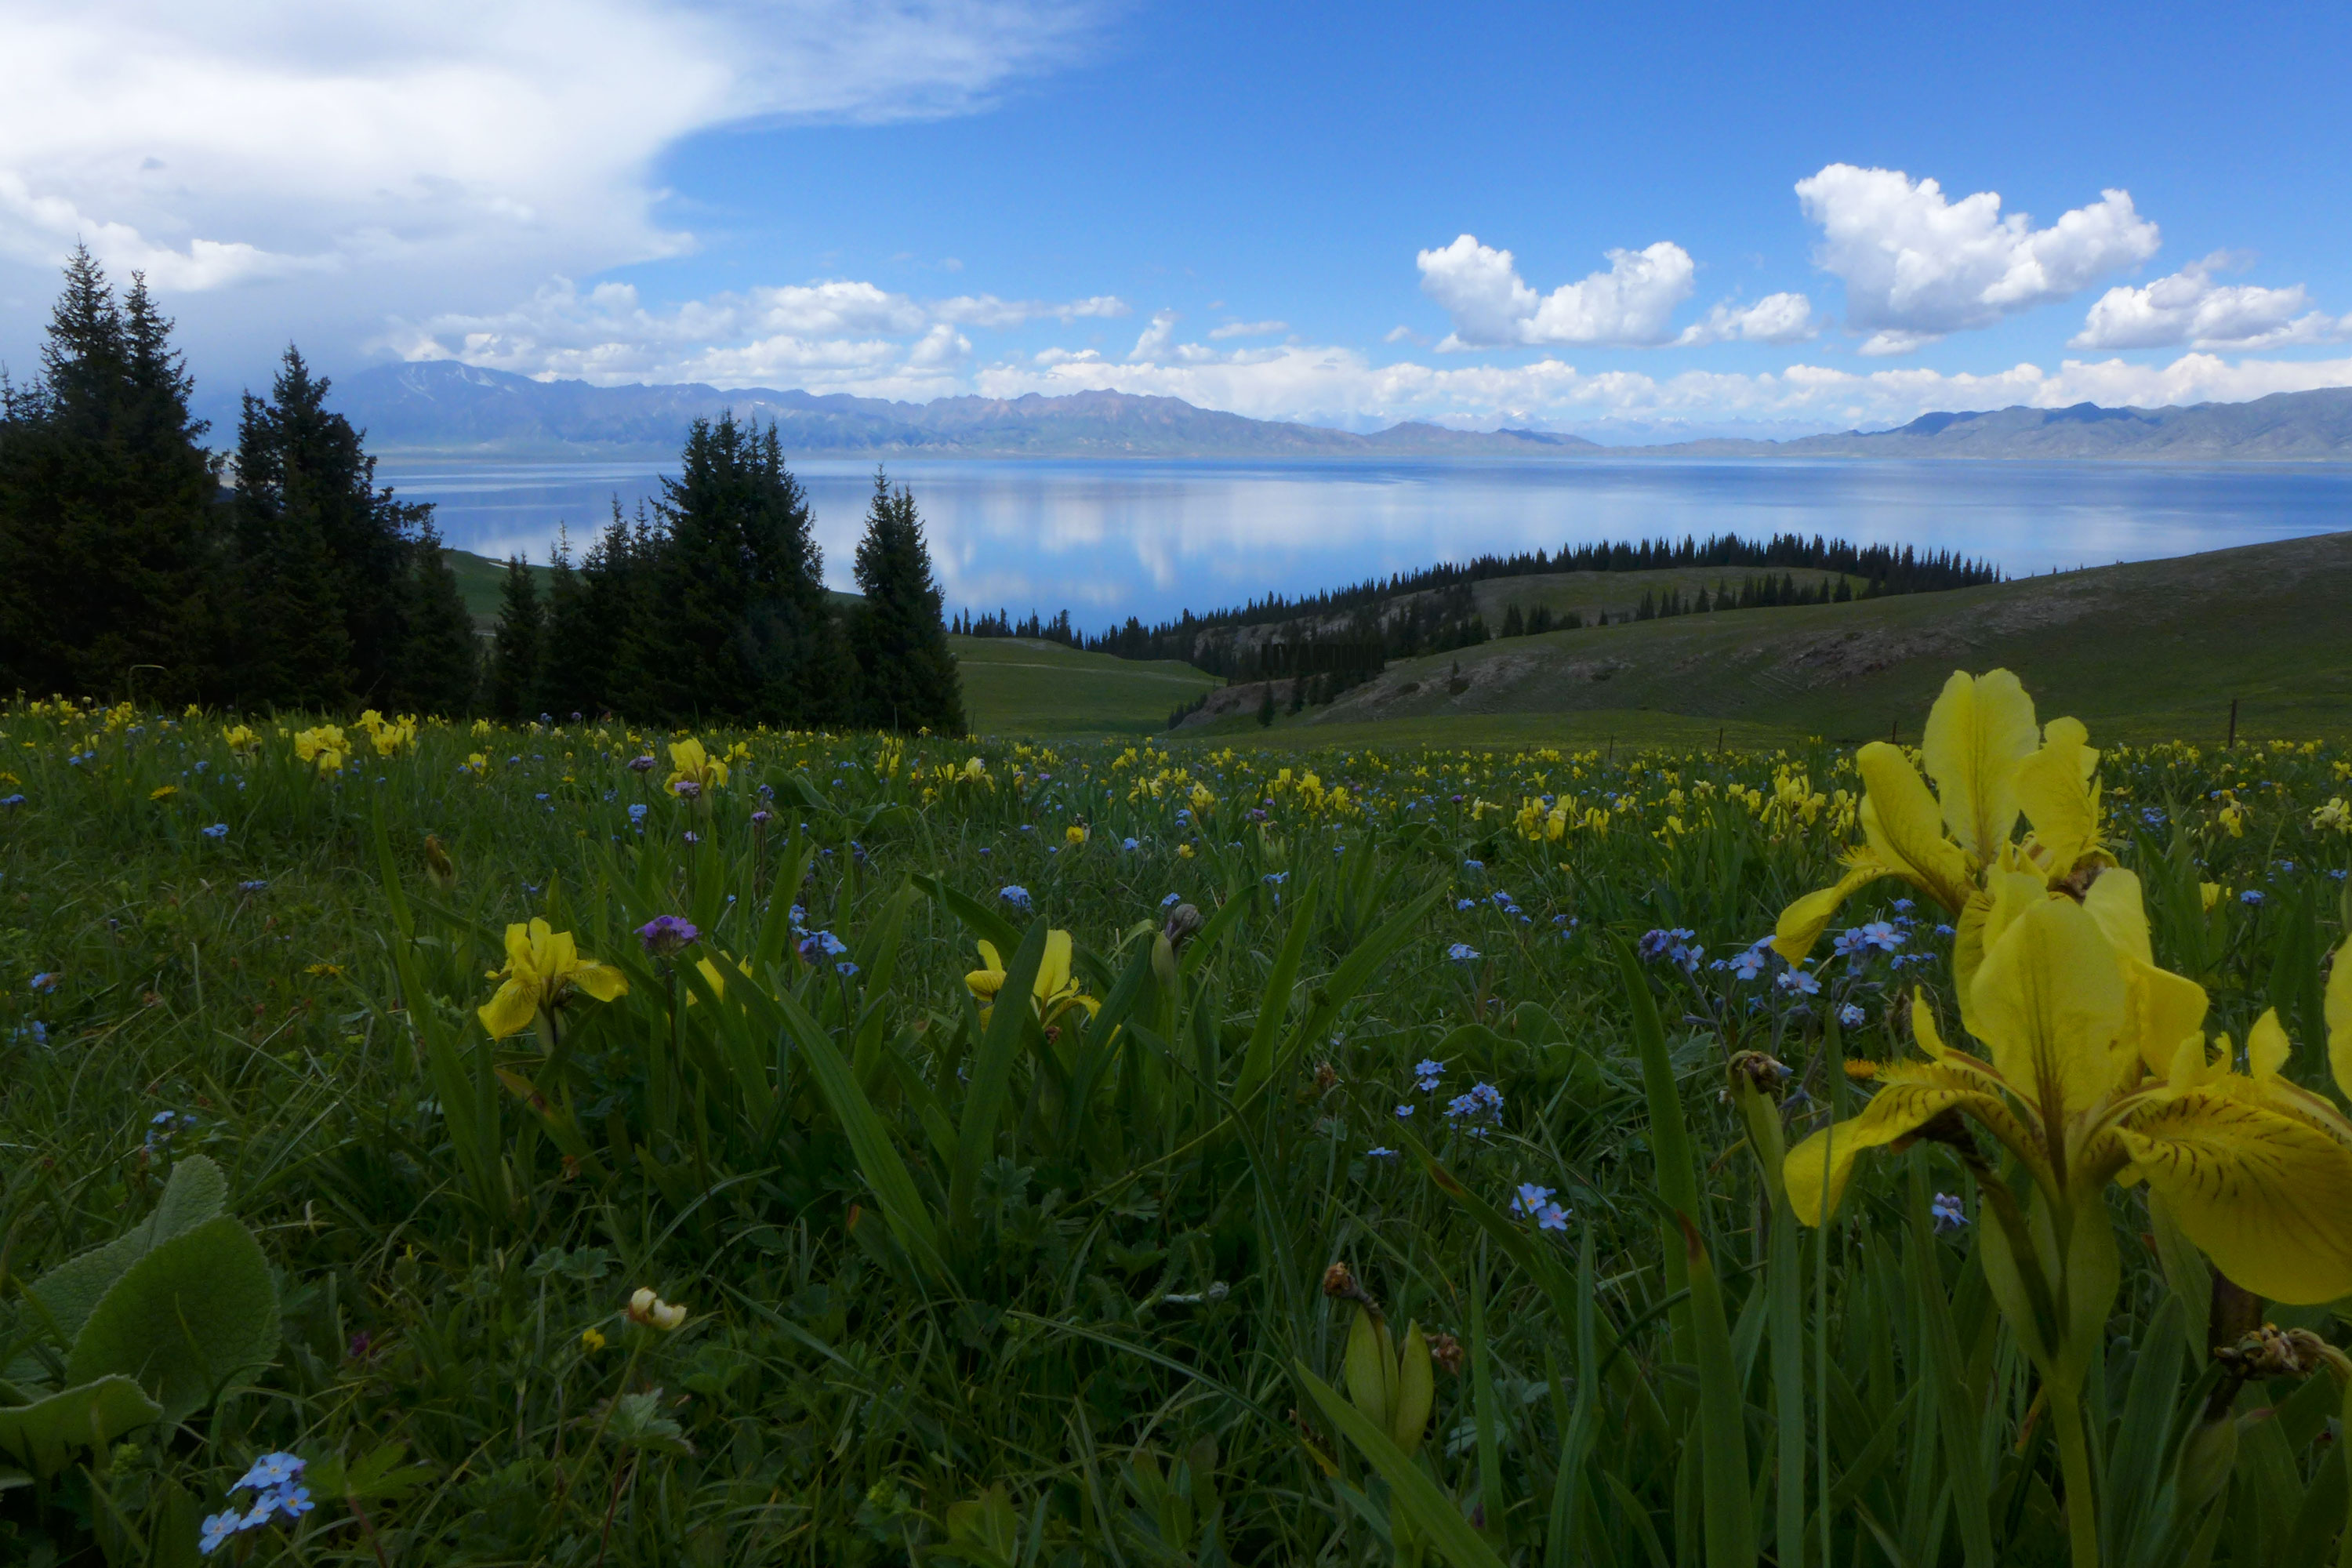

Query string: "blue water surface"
[379, 456, 2352, 627]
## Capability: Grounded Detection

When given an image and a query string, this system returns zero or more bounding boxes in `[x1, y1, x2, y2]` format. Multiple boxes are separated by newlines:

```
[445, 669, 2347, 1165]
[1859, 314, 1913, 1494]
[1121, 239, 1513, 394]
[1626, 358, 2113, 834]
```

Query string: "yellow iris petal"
[2114, 1087, 2352, 1305]
[1784, 1062, 2009, 1225]
[570, 959, 626, 1004]
[478, 979, 539, 1040]
[2080, 867, 2153, 967]
[1036, 930, 1073, 1003]
[2119, 956, 2209, 1079]
[1969, 895, 2128, 1119]
[1857, 749, 1971, 909]
[1920, 668, 2038, 862]
[2014, 716, 2100, 875]
[1772, 857, 1891, 964]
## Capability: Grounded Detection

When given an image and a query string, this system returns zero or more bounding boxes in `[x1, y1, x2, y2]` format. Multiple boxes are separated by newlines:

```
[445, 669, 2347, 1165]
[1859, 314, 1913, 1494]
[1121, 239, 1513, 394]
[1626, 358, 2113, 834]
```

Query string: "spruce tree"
[488, 557, 543, 720]
[394, 519, 481, 716]
[0, 249, 223, 702]
[569, 501, 648, 717]
[228, 378, 352, 709]
[624, 416, 853, 724]
[535, 532, 596, 720]
[228, 347, 426, 702]
[848, 470, 965, 733]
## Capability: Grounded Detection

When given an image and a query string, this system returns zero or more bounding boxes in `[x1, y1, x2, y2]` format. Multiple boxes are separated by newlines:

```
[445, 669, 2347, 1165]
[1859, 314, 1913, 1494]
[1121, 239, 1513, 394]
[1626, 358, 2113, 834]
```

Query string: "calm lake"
[379, 456, 2352, 626]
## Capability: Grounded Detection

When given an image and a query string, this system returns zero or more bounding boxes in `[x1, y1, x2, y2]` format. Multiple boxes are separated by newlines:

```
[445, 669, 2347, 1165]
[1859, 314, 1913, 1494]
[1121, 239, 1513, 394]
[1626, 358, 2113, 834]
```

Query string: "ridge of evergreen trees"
[0, 248, 223, 702]
[848, 470, 965, 734]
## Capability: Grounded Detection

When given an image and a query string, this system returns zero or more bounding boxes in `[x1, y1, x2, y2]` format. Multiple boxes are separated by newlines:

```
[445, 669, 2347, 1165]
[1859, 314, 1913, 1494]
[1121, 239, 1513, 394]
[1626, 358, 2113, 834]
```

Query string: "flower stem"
[2049, 1384, 2100, 1568]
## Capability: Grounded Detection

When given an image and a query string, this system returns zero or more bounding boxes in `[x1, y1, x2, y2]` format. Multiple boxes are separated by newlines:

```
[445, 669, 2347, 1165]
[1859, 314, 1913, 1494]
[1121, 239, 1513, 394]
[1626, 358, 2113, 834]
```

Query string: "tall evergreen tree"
[0, 249, 223, 702]
[228, 347, 429, 702]
[847, 470, 965, 734]
[394, 519, 481, 716]
[624, 415, 853, 724]
[561, 500, 650, 718]
[535, 530, 597, 720]
[488, 557, 543, 720]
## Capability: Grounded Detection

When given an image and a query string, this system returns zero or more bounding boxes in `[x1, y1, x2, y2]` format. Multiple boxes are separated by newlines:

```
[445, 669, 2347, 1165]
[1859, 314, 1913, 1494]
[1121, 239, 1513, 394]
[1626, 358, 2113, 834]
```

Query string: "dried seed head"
[1321, 1261, 1377, 1312]
[1726, 1051, 1790, 1098]
[1427, 1332, 1465, 1375]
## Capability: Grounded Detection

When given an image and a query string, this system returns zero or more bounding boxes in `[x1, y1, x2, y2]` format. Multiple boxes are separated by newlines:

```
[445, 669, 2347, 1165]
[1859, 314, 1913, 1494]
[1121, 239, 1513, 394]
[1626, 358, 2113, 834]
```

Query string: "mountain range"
[325, 361, 2352, 462]
[327, 361, 1600, 459]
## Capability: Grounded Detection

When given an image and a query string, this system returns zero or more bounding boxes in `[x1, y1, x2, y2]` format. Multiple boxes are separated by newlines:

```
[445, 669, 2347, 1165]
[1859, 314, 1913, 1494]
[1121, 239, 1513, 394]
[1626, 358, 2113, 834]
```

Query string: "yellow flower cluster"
[292, 724, 350, 775]
[357, 710, 419, 757]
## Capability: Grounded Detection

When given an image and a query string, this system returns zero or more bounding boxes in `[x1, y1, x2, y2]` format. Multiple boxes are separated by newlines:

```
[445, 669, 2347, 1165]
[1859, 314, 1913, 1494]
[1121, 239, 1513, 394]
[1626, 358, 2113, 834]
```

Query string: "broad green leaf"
[0, 1376, 162, 1476]
[67, 1215, 280, 1424]
[27, 1155, 227, 1349]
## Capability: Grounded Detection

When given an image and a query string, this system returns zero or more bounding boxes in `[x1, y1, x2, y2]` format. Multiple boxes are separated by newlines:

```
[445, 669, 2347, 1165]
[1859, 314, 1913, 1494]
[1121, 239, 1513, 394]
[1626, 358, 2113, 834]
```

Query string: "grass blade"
[1297, 1363, 1506, 1568]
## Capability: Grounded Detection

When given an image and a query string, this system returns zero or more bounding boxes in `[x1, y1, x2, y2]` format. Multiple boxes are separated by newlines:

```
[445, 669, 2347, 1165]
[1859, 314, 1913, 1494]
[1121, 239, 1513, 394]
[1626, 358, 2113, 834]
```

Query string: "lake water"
[378, 456, 2352, 627]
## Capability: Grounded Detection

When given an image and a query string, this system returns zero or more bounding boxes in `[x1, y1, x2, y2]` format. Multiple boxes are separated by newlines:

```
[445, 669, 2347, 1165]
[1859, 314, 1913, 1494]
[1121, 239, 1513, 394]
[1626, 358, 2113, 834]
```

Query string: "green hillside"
[1181, 532, 2352, 746]
[1470, 564, 1861, 627]
[949, 636, 1220, 736]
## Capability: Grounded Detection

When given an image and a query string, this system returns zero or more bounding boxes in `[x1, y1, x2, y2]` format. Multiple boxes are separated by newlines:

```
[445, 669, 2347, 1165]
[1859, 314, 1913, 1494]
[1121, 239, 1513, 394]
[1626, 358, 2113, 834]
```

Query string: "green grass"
[949, 635, 1221, 736]
[2, 695, 2349, 1563]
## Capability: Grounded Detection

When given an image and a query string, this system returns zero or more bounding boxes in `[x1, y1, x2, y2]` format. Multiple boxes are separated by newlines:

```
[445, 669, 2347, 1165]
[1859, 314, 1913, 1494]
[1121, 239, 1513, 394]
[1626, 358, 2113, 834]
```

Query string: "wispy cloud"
[0, 0, 1107, 368]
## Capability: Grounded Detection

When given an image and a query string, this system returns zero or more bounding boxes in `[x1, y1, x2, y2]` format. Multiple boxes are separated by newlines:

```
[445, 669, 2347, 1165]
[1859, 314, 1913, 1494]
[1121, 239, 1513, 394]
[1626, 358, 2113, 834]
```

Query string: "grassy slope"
[1296, 531, 2352, 745]
[1471, 565, 1861, 626]
[1172, 532, 2352, 748]
[951, 636, 1221, 737]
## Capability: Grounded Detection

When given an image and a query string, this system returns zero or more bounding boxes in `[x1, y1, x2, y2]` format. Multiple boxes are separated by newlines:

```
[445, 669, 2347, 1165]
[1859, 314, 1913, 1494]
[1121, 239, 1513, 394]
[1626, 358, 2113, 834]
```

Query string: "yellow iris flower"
[664, 738, 727, 797]
[1773, 670, 2111, 995]
[1787, 891, 2352, 1305]
[1778, 670, 2352, 1566]
[477, 918, 629, 1040]
[964, 931, 1099, 1029]
[292, 724, 350, 775]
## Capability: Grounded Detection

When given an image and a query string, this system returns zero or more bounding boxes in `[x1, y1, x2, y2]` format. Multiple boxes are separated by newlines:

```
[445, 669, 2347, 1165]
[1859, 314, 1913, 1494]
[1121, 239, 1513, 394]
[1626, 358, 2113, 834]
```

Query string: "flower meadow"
[1, 683, 2350, 1566]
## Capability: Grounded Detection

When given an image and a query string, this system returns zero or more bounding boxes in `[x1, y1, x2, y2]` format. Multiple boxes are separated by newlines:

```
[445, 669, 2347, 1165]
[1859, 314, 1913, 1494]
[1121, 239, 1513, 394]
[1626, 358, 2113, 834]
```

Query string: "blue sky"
[4, 0, 2350, 436]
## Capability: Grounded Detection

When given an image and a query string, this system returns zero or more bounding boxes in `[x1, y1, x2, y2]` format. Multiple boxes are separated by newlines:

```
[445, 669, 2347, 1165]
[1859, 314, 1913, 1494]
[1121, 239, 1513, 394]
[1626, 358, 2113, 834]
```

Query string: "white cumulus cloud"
[1128, 309, 1178, 361]
[1416, 234, 1696, 348]
[1795, 163, 2161, 354]
[1672, 292, 1819, 347]
[1207, 319, 1287, 339]
[2070, 253, 2350, 350]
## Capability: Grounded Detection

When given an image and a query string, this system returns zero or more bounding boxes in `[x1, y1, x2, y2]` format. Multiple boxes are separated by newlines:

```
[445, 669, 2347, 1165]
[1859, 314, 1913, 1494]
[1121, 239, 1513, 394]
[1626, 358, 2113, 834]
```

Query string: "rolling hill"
[1174, 531, 2352, 746]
